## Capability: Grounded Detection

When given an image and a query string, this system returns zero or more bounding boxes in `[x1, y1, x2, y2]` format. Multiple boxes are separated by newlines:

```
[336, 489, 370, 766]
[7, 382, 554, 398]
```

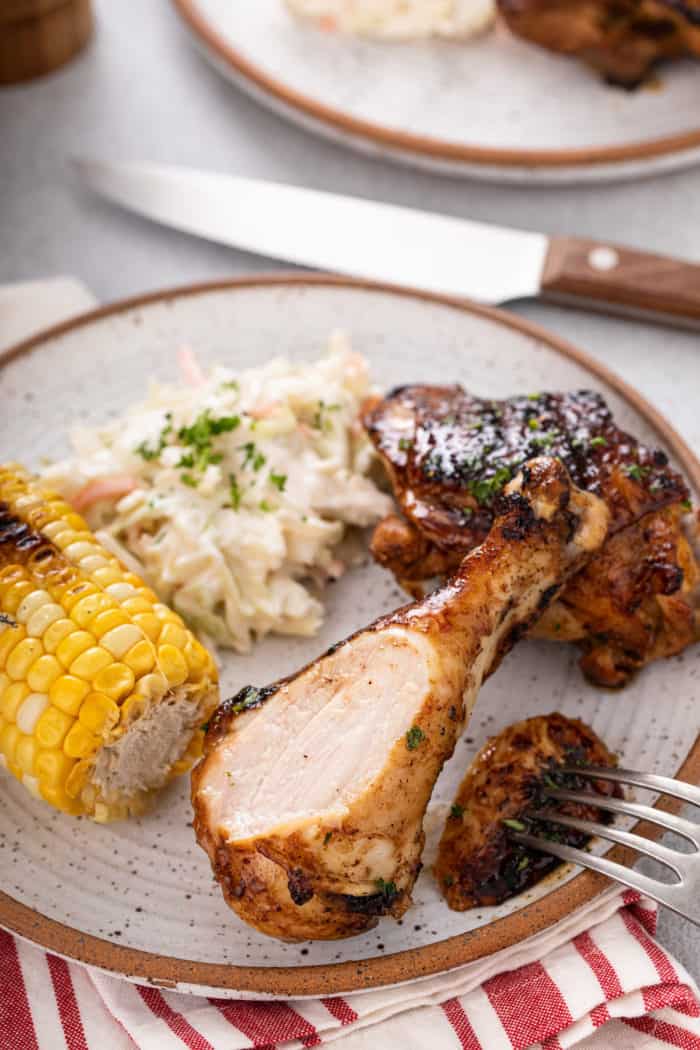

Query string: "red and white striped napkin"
[3, 890, 699, 1050]
[1, 279, 699, 1050]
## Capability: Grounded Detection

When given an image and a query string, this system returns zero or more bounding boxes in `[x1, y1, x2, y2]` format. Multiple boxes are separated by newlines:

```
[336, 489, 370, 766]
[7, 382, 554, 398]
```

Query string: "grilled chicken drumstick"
[193, 458, 608, 941]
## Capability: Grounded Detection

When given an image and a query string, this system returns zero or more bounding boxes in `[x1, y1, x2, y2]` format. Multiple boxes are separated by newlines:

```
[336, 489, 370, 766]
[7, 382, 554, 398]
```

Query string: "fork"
[512, 766, 700, 926]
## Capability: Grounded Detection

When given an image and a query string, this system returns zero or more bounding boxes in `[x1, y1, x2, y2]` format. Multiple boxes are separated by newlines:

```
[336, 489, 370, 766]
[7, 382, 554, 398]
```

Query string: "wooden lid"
[0, 0, 93, 85]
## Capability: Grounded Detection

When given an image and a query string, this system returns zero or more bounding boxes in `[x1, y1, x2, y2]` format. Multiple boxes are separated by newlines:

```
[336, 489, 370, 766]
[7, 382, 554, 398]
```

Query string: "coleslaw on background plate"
[43, 333, 392, 652]
[285, 0, 495, 40]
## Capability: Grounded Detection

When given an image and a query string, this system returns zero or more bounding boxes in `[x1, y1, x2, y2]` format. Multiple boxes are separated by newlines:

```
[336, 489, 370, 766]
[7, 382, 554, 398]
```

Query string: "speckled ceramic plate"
[0, 276, 699, 999]
[172, 0, 700, 184]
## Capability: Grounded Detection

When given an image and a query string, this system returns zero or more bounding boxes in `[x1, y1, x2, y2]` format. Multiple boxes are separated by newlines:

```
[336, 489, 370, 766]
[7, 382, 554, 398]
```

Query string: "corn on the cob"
[0, 464, 219, 821]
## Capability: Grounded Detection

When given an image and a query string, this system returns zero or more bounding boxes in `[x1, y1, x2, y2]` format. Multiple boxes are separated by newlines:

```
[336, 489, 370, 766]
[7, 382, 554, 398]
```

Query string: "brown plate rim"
[171, 0, 700, 172]
[0, 272, 698, 997]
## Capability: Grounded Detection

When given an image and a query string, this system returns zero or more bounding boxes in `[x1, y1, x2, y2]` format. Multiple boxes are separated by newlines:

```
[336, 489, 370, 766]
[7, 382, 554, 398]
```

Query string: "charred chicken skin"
[435, 713, 619, 910]
[364, 386, 698, 687]
[498, 0, 700, 88]
[193, 458, 608, 941]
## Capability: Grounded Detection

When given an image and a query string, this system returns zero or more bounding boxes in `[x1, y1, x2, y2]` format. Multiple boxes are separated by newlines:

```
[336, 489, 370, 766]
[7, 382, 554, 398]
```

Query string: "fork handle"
[541, 237, 700, 331]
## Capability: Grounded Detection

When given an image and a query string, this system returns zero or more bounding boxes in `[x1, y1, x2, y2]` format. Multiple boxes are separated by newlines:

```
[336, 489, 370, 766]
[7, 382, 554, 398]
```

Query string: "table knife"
[74, 159, 700, 329]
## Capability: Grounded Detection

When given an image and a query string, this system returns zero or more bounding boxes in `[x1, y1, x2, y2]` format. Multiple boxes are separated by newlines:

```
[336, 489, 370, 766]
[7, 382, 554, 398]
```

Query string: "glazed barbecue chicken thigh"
[364, 387, 698, 687]
[193, 458, 607, 941]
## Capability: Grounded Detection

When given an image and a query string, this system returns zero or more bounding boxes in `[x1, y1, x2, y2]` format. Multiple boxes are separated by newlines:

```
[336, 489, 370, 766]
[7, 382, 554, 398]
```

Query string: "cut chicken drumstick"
[192, 458, 608, 941]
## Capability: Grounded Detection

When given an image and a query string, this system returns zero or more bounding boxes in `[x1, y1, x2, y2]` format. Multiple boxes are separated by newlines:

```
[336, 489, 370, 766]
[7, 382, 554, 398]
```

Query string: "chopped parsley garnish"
[259, 500, 273, 512]
[135, 413, 173, 461]
[461, 507, 473, 520]
[444, 875, 454, 887]
[230, 685, 270, 715]
[543, 773, 558, 790]
[517, 855, 530, 871]
[589, 436, 608, 448]
[398, 437, 413, 451]
[527, 418, 540, 431]
[681, 498, 692, 511]
[450, 803, 465, 819]
[531, 430, 557, 449]
[323, 831, 332, 846]
[269, 472, 287, 492]
[624, 463, 649, 482]
[502, 818, 527, 832]
[201, 721, 210, 733]
[228, 473, 242, 510]
[239, 441, 266, 471]
[406, 725, 425, 751]
[312, 400, 341, 432]
[220, 379, 239, 392]
[527, 393, 540, 401]
[467, 466, 512, 505]
[180, 472, 198, 488]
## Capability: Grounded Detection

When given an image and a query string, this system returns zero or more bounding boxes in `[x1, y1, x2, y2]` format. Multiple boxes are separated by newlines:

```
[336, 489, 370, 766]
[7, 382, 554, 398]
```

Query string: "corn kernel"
[15, 589, 52, 624]
[123, 639, 156, 676]
[153, 603, 180, 625]
[39, 783, 82, 815]
[0, 624, 25, 668]
[62, 583, 100, 615]
[6, 637, 43, 680]
[40, 519, 68, 540]
[70, 646, 112, 681]
[121, 695, 149, 724]
[26, 603, 64, 637]
[92, 662, 134, 701]
[71, 592, 112, 629]
[100, 623, 142, 658]
[15, 735, 37, 775]
[80, 555, 110, 573]
[64, 540, 100, 563]
[184, 638, 213, 681]
[0, 672, 8, 698]
[105, 582, 137, 602]
[16, 692, 49, 734]
[158, 622, 189, 650]
[131, 612, 161, 642]
[63, 721, 100, 759]
[27, 653, 62, 693]
[91, 609, 129, 639]
[22, 775, 41, 799]
[49, 675, 90, 716]
[0, 723, 20, 762]
[35, 748, 74, 786]
[43, 618, 76, 654]
[79, 692, 120, 734]
[0, 682, 29, 722]
[56, 630, 94, 668]
[35, 705, 74, 748]
[3, 581, 34, 614]
[65, 759, 91, 799]
[157, 644, 188, 687]
[121, 597, 153, 616]
[91, 566, 122, 589]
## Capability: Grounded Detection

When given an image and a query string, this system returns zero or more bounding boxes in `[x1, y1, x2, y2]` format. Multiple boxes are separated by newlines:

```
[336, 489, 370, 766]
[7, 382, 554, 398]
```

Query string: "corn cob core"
[0, 465, 219, 821]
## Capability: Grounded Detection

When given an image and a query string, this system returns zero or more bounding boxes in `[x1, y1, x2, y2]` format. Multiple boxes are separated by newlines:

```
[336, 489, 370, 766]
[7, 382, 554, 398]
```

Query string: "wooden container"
[0, 0, 93, 85]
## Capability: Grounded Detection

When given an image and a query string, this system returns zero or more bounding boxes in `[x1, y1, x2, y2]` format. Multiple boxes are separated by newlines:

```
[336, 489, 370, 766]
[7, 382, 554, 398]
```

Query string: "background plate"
[0, 276, 699, 998]
[172, 0, 700, 184]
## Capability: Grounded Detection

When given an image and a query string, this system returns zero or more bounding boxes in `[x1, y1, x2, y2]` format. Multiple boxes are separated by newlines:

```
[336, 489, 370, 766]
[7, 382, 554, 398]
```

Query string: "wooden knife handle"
[541, 236, 700, 330]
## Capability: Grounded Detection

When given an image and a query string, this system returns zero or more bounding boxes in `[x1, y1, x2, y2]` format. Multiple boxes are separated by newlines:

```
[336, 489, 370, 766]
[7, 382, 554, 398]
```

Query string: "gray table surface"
[1, 0, 698, 985]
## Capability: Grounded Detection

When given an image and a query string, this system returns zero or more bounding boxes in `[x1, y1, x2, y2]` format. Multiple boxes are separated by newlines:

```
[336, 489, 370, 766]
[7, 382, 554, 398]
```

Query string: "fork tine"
[512, 831, 698, 925]
[561, 766, 700, 808]
[524, 809, 687, 876]
[544, 789, 700, 847]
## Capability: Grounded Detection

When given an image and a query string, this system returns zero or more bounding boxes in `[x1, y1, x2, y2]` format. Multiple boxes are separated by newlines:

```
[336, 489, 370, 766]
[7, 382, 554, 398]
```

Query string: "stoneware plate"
[0, 276, 699, 999]
[172, 0, 700, 185]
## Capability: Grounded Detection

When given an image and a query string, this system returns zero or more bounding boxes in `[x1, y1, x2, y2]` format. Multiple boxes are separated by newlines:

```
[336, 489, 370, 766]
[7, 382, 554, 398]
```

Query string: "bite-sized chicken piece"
[498, 0, 700, 88]
[364, 386, 697, 686]
[435, 713, 619, 910]
[193, 459, 607, 941]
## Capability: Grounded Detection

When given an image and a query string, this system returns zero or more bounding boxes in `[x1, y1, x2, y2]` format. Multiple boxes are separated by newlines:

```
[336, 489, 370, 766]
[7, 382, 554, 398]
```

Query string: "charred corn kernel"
[35, 705, 74, 748]
[0, 723, 19, 762]
[92, 662, 134, 701]
[6, 637, 43, 680]
[157, 644, 188, 687]
[36, 747, 74, 786]
[15, 734, 37, 775]
[63, 721, 99, 759]
[158, 622, 189, 650]
[56, 630, 94, 668]
[70, 646, 112, 681]
[0, 466, 219, 820]
[49, 675, 90, 716]
[79, 692, 120, 734]
[71, 592, 112, 628]
[100, 624, 141, 658]
[0, 625, 25, 667]
[3, 581, 34, 614]
[122, 639, 155, 676]
[27, 653, 62, 693]
[65, 759, 91, 799]
[1, 682, 29, 721]
[91, 609, 130, 639]
[26, 603, 64, 637]
[15, 590, 52, 623]
[16, 693, 49, 734]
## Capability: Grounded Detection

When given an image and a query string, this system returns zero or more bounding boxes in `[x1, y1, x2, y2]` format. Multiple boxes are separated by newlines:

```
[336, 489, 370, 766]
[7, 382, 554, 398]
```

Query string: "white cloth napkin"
[1, 277, 698, 1050]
